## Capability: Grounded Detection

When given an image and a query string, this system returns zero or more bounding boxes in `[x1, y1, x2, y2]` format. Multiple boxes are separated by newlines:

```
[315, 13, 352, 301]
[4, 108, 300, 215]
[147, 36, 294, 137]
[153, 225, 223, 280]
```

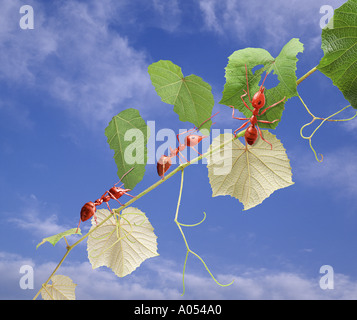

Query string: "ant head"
[111, 186, 131, 194]
[251, 70, 268, 109]
[185, 134, 208, 147]
[251, 89, 265, 109]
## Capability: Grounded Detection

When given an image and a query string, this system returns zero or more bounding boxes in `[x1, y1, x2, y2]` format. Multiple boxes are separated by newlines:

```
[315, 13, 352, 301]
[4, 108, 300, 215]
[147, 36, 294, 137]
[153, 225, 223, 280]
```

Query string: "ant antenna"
[195, 111, 220, 131]
[245, 64, 251, 102]
[260, 70, 269, 91]
[115, 167, 134, 186]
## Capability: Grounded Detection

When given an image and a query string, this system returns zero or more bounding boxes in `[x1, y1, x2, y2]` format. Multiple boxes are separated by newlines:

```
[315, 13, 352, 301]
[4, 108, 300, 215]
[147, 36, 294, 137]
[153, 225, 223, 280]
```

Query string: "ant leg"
[240, 92, 254, 113]
[169, 146, 177, 157]
[257, 125, 273, 150]
[106, 201, 121, 237]
[229, 105, 249, 121]
[233, 120, 250, 137]
[113, 197, 124, 206]
[107, 190, 124, 206]
[257, 119, 279, 124]
[124, 192, 135, 198]
[76, 218, 82, 233]
[178, 151, 189, 163]
[100, 191, 108, 198]
[190, 145, 201, 156]
[169, 143, 189, 164]
[244, 64, 252, 103]
[103, 193, 118, 217]
[259, 97, 286, 116]
[105, 202, 113, 213]
[170, 146, 188, 164]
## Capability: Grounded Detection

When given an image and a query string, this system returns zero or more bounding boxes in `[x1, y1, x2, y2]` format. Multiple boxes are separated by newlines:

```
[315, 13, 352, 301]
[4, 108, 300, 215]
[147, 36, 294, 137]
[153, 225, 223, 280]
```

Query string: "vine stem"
[33, 129, 245, 300]
[174, 169, 234, 295]
[32, 63, 338, 300]
[298, 93, 357, 162]
[32, 62, 341, 300]
[296, 66, 318, 86]
[33, 247, 71, 300]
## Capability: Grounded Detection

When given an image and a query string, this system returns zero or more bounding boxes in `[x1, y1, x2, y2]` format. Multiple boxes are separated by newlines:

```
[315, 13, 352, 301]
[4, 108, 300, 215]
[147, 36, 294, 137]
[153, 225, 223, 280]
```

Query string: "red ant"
[76, 168, 135, 233]
[157, 112, 219, 178]
[230, 64, 285, 149]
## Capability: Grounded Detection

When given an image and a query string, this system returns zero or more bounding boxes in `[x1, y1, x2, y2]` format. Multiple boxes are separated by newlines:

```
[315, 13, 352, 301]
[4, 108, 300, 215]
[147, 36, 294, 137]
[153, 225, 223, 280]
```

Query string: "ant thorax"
[252, 87, 266, 109]
[250, 115, 257, 125]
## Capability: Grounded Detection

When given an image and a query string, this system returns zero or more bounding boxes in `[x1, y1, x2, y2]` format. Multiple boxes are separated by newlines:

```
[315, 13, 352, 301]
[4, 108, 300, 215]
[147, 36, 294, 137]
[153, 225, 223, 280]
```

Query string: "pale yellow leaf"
[207, 131, 294, 210]
[87, 208, 159, 277]
[40, 275, 77, 300]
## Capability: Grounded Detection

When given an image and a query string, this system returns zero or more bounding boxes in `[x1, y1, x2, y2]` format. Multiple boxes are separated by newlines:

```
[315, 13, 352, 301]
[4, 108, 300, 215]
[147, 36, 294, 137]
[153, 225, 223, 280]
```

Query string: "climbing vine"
[34, 0, 357, 300]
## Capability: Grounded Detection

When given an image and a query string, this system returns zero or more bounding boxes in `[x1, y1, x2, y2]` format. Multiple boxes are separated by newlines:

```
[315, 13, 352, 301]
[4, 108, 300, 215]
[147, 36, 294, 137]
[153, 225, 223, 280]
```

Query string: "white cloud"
[7, 0, 347, 131]
[0, 252, 36, 299]
[294, 147, 357, 198]
[198, 0, 347, 49]
[2, 250, 357, 300]
[0, 1, 57, 82]
[2, 0, 352, 133]
[42, 1, 156, 126]
[0, 0, 157, 128]
[343, 111, 357, 131]
[7, 194, 67, 238]
[199, 0, 223, 34]
[73, 262, 357, 300]
[152, 0, 182, 32]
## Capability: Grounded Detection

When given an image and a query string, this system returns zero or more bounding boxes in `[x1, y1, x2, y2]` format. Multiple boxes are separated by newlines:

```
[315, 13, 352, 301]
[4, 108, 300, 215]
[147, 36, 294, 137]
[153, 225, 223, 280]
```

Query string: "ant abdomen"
[245, 126, 258, 145]
[157, 155, 172, 177]
[80, 202, 96, 222]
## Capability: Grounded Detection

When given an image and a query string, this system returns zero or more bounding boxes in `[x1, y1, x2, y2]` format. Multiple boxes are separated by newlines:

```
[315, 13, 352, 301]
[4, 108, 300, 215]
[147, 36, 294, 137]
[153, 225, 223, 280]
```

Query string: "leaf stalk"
[296, 66, 318, 86]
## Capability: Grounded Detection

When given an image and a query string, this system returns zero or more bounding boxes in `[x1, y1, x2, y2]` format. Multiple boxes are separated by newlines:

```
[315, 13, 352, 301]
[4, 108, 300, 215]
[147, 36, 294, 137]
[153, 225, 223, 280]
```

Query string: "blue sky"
[1, 0, 357, 300]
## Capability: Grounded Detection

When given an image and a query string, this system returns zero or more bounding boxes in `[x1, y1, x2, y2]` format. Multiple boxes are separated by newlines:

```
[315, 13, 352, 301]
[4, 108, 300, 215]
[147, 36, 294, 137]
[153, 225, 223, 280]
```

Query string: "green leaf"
[105, 108, 149, 190]
[318, 0, 357, 109]
[220, 38, 304, 128]
[87, 208, 159, 278]
[148, 60, 215, 131]
[36, 228, 81, 249]
[41, 275, 77, 300]
[207, 132, 294, 210]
